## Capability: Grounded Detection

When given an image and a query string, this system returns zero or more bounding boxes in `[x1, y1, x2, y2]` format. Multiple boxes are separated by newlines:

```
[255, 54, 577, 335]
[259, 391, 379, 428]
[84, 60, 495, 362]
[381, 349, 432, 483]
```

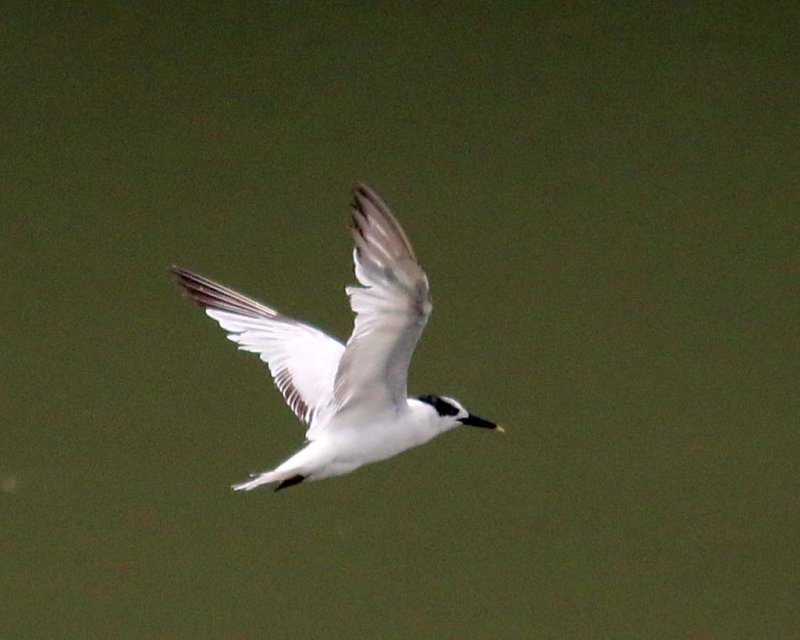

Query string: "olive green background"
[2, 3, 798, 638]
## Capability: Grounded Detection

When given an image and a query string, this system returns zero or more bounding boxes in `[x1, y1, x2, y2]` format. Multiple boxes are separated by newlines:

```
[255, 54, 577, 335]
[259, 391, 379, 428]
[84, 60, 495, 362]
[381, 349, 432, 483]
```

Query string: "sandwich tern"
[171, 184, 502, 491]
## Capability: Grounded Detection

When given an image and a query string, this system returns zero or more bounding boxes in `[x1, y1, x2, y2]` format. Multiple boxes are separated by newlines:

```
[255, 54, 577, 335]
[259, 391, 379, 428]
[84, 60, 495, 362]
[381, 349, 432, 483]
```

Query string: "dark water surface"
[3, 4, 798, 638]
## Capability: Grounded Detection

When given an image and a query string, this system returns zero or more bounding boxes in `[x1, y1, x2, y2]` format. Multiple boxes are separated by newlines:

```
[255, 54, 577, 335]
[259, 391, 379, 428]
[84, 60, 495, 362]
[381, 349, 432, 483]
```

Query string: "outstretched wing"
[171, 267, 344, 427]
[333, 184, 432, 412]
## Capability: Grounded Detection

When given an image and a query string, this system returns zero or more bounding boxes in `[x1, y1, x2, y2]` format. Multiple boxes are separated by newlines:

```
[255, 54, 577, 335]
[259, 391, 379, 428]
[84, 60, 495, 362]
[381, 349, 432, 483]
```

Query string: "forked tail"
[232, 470, 306, 492]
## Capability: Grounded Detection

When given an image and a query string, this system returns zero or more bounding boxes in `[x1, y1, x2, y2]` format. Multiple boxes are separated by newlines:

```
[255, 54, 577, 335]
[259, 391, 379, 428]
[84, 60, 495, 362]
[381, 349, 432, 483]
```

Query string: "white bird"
[171, 184, 502, 491]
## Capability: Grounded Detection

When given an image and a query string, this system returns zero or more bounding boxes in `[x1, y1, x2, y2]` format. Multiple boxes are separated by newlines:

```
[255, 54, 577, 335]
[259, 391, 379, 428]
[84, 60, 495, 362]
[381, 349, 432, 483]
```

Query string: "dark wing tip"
[169, 266, 222, 309]
[169, 265, 192, 284]
[170, 266, 209, 306]
[349, 183, 418, 263]
[352, 181, 370, 195]
[351, 183, 390, 222]
[169, 266, 277, 319]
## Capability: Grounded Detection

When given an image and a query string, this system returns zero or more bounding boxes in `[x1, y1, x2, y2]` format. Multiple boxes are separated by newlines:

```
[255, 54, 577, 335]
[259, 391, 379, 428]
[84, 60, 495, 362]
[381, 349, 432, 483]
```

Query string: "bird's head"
[413, 395, 503, 434]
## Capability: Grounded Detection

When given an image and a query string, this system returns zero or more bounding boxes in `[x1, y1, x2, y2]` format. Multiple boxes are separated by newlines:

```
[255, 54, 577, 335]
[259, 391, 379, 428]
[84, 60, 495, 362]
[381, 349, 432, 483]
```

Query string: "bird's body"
[232, 398, 445, 490]
[172, 184, 500, 491]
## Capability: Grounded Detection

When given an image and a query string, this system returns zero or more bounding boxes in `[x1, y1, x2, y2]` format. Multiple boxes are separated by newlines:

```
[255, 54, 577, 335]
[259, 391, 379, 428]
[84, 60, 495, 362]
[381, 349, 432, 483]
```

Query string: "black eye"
[416, 395, 460, 417]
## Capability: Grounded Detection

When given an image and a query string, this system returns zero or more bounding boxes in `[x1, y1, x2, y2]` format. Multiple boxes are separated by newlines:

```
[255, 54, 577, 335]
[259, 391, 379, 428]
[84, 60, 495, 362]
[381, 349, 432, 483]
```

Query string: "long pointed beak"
[459, 414, 504, 432]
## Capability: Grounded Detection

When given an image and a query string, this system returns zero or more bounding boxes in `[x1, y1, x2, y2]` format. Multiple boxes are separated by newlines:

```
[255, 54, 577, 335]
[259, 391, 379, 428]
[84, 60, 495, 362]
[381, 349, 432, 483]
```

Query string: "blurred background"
[2, 3, 798, 638]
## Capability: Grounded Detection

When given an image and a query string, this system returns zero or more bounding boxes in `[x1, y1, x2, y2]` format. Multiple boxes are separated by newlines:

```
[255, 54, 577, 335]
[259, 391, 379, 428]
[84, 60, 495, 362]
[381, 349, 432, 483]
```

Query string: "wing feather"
[171, 267, 344, 428]
[333, 184, 432, 411]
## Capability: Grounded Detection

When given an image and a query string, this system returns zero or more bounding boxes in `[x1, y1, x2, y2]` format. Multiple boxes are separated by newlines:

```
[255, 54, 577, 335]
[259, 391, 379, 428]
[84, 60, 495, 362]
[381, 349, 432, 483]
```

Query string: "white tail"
[231, 470, 279, 491]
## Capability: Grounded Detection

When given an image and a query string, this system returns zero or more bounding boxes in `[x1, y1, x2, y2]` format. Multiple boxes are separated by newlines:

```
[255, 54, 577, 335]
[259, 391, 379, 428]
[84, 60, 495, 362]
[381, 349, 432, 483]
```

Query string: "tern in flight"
[171, 184, 502, 491]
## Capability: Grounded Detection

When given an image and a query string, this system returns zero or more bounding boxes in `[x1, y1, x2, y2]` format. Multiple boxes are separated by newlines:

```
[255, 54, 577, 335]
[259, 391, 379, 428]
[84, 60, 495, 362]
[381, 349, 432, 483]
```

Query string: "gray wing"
[171, 268, 344, 427]
[333, 184, 432, 412]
